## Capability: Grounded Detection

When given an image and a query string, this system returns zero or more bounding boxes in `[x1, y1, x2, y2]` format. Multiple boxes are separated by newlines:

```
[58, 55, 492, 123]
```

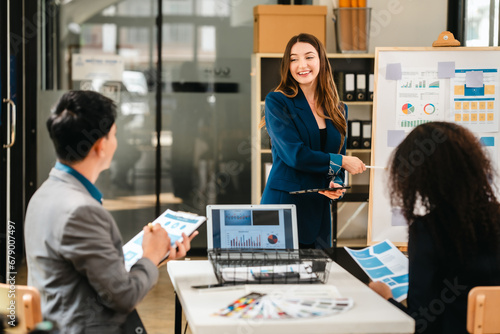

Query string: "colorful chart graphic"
[400, 120, 432, 128]
[402, 103, 415, 114]
[428, 81, 440, 88]
[423, 103, 436, 115]
[228, 234, 262, 248]
[267, 234, 278, 245]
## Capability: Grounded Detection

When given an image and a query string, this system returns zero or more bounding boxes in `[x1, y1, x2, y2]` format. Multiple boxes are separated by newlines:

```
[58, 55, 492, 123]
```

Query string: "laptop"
[206, 204, 299, 252]
[205, 204, 332, 285]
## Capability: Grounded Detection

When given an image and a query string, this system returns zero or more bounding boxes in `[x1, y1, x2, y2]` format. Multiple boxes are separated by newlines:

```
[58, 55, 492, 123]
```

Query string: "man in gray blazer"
[24, 90, 197, 333]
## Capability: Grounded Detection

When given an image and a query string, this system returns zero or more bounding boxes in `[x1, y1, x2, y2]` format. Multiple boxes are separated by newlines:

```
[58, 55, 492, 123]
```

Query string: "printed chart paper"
[396, 68, 445, 130]
[123, 209, 206, 271]
[345, 240, 408, 302]
[213, 291, 353, 319]
[450, 68, 499, 132]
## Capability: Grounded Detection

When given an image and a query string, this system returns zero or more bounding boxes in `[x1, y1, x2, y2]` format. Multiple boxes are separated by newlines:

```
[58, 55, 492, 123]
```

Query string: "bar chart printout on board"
[450, 68, 499, 133]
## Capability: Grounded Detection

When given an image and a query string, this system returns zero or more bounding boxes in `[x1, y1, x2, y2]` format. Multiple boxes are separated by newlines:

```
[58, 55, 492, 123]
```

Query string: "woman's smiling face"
[289, 42, 320, 88]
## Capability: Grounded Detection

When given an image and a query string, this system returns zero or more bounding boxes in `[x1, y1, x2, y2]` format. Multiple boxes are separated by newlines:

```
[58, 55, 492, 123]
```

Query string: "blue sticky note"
[386, 63, 402, 80]
[480, 137, 494, 147]
[438, 62, 455, 78]
[387, 130, 406, 147]
[466, 71, 484, 88]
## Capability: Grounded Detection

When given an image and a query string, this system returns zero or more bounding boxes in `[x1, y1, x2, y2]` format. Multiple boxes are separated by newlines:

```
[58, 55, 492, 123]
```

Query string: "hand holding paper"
[142, 223, 170, 266]
[162, 230, 199, 266]
[123, 209, 206, 271]
[369, 281, 394, 300]
[345, 240, 409, 302]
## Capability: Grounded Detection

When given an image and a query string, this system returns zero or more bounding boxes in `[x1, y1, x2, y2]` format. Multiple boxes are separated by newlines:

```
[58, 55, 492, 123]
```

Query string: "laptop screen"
[206, 204, 298, 250]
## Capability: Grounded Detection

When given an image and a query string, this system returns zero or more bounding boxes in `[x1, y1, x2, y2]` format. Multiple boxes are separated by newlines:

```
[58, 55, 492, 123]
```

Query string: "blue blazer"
[261, 88, 347, 246]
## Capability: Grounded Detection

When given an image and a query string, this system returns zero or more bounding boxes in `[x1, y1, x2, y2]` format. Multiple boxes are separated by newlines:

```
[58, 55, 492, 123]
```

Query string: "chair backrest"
[0, 282, 43, 332]
[467, 286, 500, 334]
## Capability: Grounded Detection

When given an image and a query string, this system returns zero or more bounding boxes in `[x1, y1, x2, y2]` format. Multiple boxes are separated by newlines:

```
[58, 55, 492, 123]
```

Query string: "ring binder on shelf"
[348, 120, 362, 149]
[368, 73, 374, 101]
[356, 73, 367, 101]
[344, 73, 355, 101]
[361, 120, 372, 148]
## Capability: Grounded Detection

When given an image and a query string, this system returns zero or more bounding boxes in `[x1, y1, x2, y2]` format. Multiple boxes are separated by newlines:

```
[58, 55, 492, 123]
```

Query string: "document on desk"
[122, 209, 206, 271]
[213, 290, 354, 319]
[345, 240, 409, 302]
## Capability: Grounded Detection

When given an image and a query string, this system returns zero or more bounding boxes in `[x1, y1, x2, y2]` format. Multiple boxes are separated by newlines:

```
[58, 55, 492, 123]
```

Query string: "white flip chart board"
[368, 47, 500, 246]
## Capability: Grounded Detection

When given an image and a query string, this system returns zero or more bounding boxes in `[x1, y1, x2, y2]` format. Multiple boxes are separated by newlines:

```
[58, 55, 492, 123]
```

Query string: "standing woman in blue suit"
[261, 33, 366, 248]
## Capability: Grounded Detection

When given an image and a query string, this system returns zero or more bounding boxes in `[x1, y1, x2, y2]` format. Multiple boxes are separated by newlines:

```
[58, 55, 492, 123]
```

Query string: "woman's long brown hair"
[260, 33, 346, 151]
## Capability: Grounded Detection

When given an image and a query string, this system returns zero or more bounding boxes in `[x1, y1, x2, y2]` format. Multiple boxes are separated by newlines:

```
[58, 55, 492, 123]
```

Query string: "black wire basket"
[208, 248, 332, 285]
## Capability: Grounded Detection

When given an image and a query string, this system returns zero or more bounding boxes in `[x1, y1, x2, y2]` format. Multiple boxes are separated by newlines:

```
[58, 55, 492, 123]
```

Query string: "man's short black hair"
[47, 90, 117, 163]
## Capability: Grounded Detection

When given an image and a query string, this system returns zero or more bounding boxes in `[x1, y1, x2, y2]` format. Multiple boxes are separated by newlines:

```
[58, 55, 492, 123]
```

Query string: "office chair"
[0, 282, 43, 332]
[467, 286, 500, 334]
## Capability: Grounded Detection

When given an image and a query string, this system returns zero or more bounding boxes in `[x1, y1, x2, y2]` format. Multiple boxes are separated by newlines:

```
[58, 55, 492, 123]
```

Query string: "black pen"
[191, 283, 225, 289]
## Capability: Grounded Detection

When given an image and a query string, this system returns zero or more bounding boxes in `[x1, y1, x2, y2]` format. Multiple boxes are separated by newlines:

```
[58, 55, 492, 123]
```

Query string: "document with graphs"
[345, 240, 408, 302]
[123, 209, 205, 271]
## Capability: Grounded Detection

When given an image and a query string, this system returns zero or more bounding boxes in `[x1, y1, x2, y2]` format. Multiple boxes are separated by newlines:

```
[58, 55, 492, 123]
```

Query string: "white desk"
[167, 260, 414, 334]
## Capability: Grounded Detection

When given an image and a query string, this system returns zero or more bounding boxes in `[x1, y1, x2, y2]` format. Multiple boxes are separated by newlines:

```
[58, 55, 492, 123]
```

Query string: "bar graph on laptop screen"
[209, 206, 296, 250]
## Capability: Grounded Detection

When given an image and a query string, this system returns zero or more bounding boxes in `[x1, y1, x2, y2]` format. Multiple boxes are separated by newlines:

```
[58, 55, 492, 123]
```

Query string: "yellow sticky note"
[487, 113, 494, 121]
[454, 85, 465, 95]
[479, 113, 486, 121]
[471, 102, 478, 110]
[485, 85, 495, 95]
[479, 102, 486, 110]
[463, 114, 470, 121]
[471, 113, 478, 122]
[455, 114, 462, 122]
[455, 102, 461, 110]
[488, 101, 494, 109]
[463, 102, 470, 110]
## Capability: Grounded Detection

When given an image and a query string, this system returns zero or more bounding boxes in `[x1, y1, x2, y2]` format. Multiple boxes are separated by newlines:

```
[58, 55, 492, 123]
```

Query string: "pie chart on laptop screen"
[267, 234, 278, 245]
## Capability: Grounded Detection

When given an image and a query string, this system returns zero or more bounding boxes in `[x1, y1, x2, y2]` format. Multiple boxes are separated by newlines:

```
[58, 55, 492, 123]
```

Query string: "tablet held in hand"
[289, 186, 351, 194]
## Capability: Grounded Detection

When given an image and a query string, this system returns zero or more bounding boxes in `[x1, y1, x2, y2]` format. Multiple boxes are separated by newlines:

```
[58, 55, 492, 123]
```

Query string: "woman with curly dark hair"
[369, 122, 500, 334]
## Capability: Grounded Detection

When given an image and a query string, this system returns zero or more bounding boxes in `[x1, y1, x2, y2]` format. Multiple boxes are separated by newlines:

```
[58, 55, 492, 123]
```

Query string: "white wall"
[317, 0, 448, 53]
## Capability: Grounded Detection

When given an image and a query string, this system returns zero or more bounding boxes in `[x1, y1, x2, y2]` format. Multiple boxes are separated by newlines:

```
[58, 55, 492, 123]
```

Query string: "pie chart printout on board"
[402, 103, 415, 114]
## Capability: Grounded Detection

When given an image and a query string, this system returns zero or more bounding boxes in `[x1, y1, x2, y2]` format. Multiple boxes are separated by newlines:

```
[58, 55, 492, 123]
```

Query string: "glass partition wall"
[38, 0, 268, 249]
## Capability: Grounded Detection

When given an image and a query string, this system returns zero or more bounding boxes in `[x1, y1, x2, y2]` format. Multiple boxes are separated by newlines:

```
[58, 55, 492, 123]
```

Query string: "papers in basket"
[221, 262, 318, 282]
[344, 239, 409, 302]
